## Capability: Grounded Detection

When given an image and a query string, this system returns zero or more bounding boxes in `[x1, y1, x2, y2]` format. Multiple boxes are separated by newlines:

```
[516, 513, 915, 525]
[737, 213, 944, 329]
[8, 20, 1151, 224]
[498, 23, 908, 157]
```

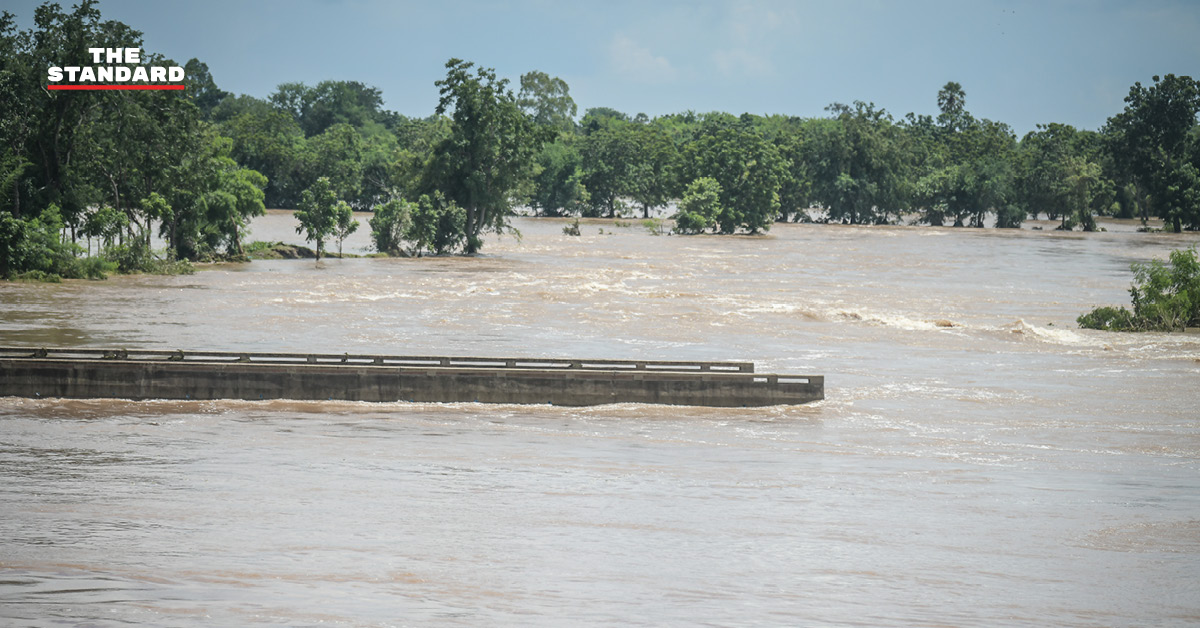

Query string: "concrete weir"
[0, 348, 824, 407]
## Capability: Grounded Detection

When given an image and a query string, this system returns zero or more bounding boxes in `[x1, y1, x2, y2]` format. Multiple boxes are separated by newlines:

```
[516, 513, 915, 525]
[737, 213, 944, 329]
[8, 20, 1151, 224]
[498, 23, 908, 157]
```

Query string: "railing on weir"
[0, 347, 756, 374]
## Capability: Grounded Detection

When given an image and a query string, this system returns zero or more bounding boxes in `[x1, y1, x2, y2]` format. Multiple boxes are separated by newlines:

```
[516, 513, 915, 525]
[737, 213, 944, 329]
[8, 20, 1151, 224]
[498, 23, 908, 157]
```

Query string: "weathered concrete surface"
[0, 357, 823, 407]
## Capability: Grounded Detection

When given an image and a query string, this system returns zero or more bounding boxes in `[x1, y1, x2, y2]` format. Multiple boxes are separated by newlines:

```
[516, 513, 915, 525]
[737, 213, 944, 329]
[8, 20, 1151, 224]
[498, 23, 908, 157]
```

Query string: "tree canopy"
[3, 0, 1200, 281]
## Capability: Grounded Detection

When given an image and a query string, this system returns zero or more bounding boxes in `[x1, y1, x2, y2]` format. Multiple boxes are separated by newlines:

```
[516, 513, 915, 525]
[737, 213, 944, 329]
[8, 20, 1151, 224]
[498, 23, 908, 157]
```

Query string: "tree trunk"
[465, 207, 478, 254]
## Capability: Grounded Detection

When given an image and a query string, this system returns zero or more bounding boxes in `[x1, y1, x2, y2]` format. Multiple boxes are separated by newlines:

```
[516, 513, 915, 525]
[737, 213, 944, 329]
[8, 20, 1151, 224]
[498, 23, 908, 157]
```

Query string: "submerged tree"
[369, 197, 413, 256]
[423, 58, 542, 254]
[1105, 74, 1200, 232]
[407, 191, 466, 256]
[295, 177, 339, 262]
[332, 200, 358, 258]
[683, 124, 785, 233]
[1079, 246, 1200, 331]
[672, 177, 723, 234]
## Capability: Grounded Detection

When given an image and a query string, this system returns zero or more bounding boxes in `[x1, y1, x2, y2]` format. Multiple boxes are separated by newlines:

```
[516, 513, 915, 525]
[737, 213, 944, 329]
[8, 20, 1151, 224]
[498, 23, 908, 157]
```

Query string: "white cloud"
[712, 47, 773, 79]
[608, 34, 678, 83]
[708, 0, 787, 79]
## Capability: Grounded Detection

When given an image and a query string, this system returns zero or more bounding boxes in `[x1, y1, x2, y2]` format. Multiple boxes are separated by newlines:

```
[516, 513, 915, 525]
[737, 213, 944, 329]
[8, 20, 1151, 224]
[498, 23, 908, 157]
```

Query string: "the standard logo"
[47, 47, 185, 91]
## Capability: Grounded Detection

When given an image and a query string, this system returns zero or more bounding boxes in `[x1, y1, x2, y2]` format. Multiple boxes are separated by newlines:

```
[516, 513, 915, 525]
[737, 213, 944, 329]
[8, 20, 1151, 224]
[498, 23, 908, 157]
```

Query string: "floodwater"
[1, 213, 1198, 627]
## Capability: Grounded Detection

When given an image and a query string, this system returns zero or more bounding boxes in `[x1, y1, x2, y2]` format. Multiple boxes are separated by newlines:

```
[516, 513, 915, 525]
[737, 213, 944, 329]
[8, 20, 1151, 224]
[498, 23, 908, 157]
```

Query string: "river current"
[1, 214, 1198, 626]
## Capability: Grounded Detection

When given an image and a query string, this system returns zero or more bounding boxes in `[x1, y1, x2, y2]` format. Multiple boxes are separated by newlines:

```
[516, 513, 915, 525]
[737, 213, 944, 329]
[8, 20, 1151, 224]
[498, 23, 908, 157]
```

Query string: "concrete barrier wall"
[0, 358, 823, 407]
[0, 348, 756, 373]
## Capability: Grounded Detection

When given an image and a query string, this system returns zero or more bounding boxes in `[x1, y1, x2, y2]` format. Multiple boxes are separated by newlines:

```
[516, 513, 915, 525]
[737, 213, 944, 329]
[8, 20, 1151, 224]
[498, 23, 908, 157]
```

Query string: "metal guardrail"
[0, 347, 755, 373]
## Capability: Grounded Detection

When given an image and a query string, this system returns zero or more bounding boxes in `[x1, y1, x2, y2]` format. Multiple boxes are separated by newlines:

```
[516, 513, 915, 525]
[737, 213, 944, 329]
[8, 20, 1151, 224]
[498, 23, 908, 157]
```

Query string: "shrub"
[369, 199, 413, 256]
[407, 192, 466, 255]
[672, 178, 723, 235]
[1, 205, 87, 280]
[1076, 306, 1138, 331]
[642, 218, 666, 236]
[103, 242, 152, 273]
[1079, 246, 1200, 332]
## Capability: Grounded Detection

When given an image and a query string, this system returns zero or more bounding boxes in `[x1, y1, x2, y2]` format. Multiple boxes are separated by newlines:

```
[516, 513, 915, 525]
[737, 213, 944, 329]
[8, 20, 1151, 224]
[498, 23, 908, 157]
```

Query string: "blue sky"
[9, 0, 1199, 135]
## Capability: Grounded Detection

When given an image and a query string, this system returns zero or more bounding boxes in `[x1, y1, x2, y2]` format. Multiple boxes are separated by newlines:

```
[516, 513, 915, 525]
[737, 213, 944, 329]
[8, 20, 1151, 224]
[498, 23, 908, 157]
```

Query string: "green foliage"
[529, 138, 589, 217]
[642, 218, 666, 236]
[937, 81, 969, 133]
[304, 123, 364, 205]
[1, 205, 84, 279]
[683, 124, 784, 233]
[562, 218, 581, 237]
[333, 201, 359, 257]
[1105, 74, 1200, 232]
[907, 86, 1020, 228]
[103, 241, 152, 273]
[243, 241, 316, 260]
[183, 58, 229, 119]
[1016, 123, 1110, 229]
[626, 124, 680, 219]
[407, 192, 466, 255]
[203, 165, 267, 256]
[1079, 247, 1200, 331]
[1127, 247, 1200, 329]
[216, 97, 306, 208]
[806, 103, 908, 225]
[673, 178, 723, 234]
[270, 80, 389, 138]
[295, 177, 339, 261]
[580, 107, 630, 135]
[101, 241, 194, 275]
[76, 256, 117, 279]
[580, 123, 638, 218]
[83, 205, 128, 248]
[369, 198, 414, 256]
[424, 59, 542, 253]
[1076, 306, 1138, 331]
[1, 203, 185, 280]
[517, 71, 578, 133]
[244, 240, 280, 254]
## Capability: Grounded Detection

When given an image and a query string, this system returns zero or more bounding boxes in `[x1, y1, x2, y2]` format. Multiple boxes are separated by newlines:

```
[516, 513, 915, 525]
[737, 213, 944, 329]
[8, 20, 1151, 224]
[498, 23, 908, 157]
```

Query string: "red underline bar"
[47, 84, 185, 91]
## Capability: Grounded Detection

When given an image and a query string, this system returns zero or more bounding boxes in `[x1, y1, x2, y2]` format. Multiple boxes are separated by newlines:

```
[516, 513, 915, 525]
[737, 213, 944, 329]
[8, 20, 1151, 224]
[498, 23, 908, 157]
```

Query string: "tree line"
[2, 1, 1199, 279]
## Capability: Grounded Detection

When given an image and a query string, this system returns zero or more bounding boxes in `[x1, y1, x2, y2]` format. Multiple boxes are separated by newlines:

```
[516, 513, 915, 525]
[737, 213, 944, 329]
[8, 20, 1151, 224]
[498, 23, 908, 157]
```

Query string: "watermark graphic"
[47, 47, 185, 90]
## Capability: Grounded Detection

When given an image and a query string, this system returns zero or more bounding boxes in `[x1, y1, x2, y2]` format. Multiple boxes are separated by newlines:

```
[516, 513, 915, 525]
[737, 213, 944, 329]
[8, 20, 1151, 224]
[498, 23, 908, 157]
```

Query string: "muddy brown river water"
[1, 214, 1198, 626]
